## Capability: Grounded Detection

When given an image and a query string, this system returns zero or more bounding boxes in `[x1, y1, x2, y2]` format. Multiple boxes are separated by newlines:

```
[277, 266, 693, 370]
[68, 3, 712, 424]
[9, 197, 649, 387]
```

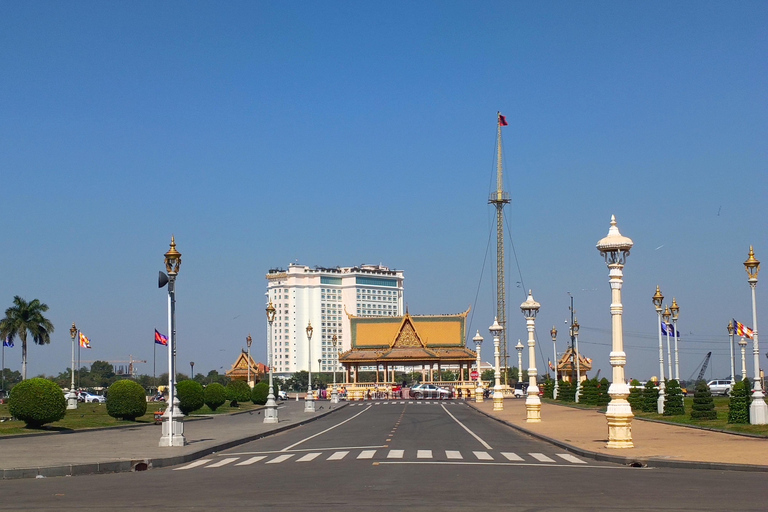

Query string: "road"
[0, 400, 765, 511]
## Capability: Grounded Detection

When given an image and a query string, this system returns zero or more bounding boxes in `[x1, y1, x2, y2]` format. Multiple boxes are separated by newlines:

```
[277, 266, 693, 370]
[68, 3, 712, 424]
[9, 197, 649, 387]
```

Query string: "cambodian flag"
[155, 330, 168, 346]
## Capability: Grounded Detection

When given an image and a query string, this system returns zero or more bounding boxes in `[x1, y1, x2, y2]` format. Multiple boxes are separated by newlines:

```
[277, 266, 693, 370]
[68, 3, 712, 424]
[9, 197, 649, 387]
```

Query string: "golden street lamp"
[652, 285, 666, 413]
[744, 246, 767, 424]
[596, 215, 633, 448]
[264, 301, 278, 423]
[520, 290, 541, 422]
[550, 326, 558, 399]
[670, 298, 680, 381]
[305, 321, 315, 412]
[473, 330, 484, 403]
[67, 323, 78, 410]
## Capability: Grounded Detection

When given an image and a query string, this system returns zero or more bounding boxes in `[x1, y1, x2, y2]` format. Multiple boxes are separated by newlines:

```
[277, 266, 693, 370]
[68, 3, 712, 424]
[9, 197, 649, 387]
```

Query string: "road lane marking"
[473, 451, 493, 460]
[557, 453, 587, 464]
[266, 454, 295, 464]
[205, 457, 238, 468]
[174, 459, 211, 470]
[327, 451, 349, 461]
[445, 450, 463, 459]
[441, 404, 493, 450]
[530, 453, 556, 463]
[417, 450, 432, 459]
[501, 452, 524, 461]
[281, 406, 372, 451]
[387, 450, 404, 459]
[235, 456, 267, 466]
[296, 453, 321, 462]
[358, 450, 377, 459]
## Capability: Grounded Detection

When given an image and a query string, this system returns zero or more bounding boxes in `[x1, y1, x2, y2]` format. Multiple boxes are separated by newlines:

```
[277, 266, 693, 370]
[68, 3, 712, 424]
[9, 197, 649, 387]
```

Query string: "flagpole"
[153, 338, 157, 393]
[77, 331, 81, 389]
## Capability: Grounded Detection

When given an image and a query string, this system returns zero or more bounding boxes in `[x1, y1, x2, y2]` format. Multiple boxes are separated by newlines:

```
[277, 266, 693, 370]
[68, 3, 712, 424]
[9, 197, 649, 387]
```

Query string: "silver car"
[410, 384, 453, 399]
[706, 380, 732, 396]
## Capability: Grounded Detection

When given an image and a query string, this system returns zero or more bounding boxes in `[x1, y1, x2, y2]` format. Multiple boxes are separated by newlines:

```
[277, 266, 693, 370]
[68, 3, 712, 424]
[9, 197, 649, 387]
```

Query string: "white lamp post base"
[492, 386, 504, 411]
[525, 386, 541, 422]
[749, 394, 768, 424]
[605, 399, 634, 449]
[66, 392, 78, 410]
[331, 385, 339, 404]
[475, 385, 484, 403]
[264, 386, 278, 424]
[159, 403, 186, 447]
[657, 387, 665, 414]
[304, 391, 315, 412]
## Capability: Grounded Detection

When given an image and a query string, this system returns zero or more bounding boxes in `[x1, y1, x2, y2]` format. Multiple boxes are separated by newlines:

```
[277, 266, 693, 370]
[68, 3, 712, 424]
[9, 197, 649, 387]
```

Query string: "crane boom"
[695, 352, 712, 383]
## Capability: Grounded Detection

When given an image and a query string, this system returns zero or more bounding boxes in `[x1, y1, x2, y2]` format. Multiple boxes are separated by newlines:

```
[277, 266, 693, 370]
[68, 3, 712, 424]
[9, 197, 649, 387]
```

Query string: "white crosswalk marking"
[174, 459, 211, 470]
[556, 453, 586, 464]
[530, 453, 556, 463]
[473, 451, 493, 461]
[235, 456, 267, 466]
[327, 451, 349, 461]
[266, 454, 295, 464]
[501, 452, 524, 461]
[357, 450, 377, 459]
[206, 457, 238, 468]
[445, 450, 463, 459]
[297, 453, 322, 462]
[387, 450, 404, 459]
[417, 450, 432, 459]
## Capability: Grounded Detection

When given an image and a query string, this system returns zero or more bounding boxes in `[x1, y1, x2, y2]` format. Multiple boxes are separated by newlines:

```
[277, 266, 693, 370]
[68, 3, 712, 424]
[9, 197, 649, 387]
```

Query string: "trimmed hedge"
[8, 378, 66, 427]
[226, 380, 251, 404]
[204, 382, 227, 411]
[251, 381, 269, 405]
[691, 381, 717, 420]
[177, 380, 205, 415]
[728, 378, 751, 424]
[641, 381, 659, 412]
[663, 379, 685, 416]
[627, 379, 643, 411]
[106, 380, 148, 420]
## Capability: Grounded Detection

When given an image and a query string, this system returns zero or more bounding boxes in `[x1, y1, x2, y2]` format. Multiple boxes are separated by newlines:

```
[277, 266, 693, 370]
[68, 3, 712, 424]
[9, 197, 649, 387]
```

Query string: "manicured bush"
[226, 380, 251, 404]
[728, 378, 751, 424]
[628, 379, 643, 411]
[541, 378, 554, 399]
[580, 378, 598, 405]
[251, 381, 269, 405]
[8, 378, 66, 428]
[641, 381, 659, 413]
[690, 381, 717, 420]
[557, 380, 575, 402]
[106, 380, 148, 420]
[663, 379, 685, 416]
[597, 378, 611, 407]
[177, 379, 204, 415]
[204, 382, 227, 411]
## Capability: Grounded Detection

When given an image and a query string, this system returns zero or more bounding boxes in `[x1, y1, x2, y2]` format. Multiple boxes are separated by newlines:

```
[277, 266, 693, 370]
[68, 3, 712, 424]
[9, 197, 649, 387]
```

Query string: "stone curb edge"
[1, 403, 347, 480]
[467, 402, 768, 473]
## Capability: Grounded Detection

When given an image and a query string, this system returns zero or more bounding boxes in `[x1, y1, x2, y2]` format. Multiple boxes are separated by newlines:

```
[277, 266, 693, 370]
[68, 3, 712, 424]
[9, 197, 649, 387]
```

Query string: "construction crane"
[687, 352, 712, 384]
[79, 355, 147, 378]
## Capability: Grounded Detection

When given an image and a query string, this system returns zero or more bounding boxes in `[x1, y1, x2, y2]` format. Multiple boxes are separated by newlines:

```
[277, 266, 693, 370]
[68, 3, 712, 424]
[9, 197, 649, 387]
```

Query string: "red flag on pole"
[498, 114, 508, 126]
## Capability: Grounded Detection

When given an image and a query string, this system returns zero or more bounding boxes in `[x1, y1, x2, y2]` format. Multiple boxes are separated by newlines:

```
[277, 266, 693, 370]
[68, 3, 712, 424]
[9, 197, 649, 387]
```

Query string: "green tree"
[728, 378, 751, 424]
[641, 381, 659, 412]
[663, 379, 685, 415]
[226, 380, 251, 405]
[106, 380, 147, 420]
[204, 382, 227, 411]
[480, 369, 495, 382]
[0, 296, 55, 380]
[690, 381, 717, 420]
[89, 361, 116, 387]
[251, 381, 269, 405]
[8, 378, 66, 427]
[177, 380, 205, 415]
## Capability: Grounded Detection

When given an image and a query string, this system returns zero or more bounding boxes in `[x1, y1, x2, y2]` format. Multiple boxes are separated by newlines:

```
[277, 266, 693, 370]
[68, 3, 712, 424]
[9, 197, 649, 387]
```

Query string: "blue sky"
[1, 2, 766, 383]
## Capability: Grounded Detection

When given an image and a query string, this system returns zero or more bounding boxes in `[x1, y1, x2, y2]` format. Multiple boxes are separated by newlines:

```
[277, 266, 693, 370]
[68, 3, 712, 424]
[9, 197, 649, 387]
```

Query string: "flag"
[498, 114, 508, 126]
[660, 321, 668, 336]
[155, 330, 168, 346]
[548, 359, 555, 371]
[3, 337, 12, 348]
[79, 332, 91, 349]
[661, 322, 681, 339]
[734, 319, 754, 339]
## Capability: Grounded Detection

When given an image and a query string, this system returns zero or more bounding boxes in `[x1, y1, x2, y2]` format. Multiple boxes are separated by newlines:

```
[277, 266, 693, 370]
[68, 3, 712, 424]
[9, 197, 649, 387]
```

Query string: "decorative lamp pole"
[67, 323, 78, 410]
[744, 246, 767, 424]
[739, 337, 748, 380]
[573, 318, 581, 402]
[670, 299, 680, 381]
[264, 301, 278, 423]
[596, 215, 634, 448]
[305, 321, 315, 412]
[520, 290, 541, 422]
[550, 327, 558, 400]
[663, 306, 673, 381]
[728, 320, 736, 385]
[246, 334, 253, 387]
[473, 330, 484, 403]
[489, 319, 504, 411]
[159, 236, 185, 447]
[331, 334, 339, 403]
[652, 285, 666, 414]
[190, 361, 194, 379]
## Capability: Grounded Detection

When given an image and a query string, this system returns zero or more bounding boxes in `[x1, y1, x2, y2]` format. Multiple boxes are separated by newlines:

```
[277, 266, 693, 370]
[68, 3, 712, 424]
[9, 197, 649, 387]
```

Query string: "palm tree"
[0, 296, 55, 380]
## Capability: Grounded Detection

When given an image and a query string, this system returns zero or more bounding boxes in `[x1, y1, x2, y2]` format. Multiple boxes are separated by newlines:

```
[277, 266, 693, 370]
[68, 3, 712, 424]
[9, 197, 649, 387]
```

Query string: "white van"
[706, 380, 732, 396]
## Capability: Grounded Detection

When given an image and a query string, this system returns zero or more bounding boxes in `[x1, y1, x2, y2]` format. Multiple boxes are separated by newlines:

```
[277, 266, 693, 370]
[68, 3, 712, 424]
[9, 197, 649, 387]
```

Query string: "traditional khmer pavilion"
[555, 348, 592, 383]
[226, 350, 267, 386]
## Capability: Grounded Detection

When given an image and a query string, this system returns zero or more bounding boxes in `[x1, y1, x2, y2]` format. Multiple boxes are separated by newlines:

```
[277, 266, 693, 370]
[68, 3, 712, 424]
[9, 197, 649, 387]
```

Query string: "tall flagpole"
[153, 339, 157, 393]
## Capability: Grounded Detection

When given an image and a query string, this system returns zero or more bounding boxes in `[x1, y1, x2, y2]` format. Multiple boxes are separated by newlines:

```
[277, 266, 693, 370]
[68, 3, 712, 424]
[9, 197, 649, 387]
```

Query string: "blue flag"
[3, 337, 12, 348]
[661, 322, 680, 339]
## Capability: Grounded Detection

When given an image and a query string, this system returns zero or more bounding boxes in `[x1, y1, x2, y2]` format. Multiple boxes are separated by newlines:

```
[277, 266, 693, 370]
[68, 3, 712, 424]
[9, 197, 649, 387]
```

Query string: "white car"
[79, 392, 106, 403]
[410, 384, 453, 399]
[277, 390, 288, 400]
[706, 380, 732, 396]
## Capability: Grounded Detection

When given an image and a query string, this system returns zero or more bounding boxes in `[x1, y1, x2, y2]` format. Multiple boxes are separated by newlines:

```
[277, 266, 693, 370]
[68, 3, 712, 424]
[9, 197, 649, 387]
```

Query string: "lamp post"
[573, 318, 581, 402]
[739, 337, 748, 380]
[663, 305, 673, 381]
[246, 334, 253, 387]
[728, 320, 736, 385]
[516, 339, 524, 396]
[744, 246, 767, 424]
[305, 321, 315, 412]
[596, 215, 634, 448]
[671, 299, 680, 381]
[159, 236, 185, 447]
[473, 330, 484, 403]
[190, 361, 194, 380]
[67, 323, 78, 410]
[264, 301, 278, 423]
[331, 334, 339, 403]
[489, 319, 503, 411]
[652, 285, 666, 414]
[550, 327, 558, 400]
[520, 290, 541, 422]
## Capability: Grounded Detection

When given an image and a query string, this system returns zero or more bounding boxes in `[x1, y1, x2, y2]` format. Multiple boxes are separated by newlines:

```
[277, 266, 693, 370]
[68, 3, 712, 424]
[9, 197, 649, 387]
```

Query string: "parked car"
[79, 391, 106, 403]
[410, 384, 453, 399]
[706, 380, 732, 396]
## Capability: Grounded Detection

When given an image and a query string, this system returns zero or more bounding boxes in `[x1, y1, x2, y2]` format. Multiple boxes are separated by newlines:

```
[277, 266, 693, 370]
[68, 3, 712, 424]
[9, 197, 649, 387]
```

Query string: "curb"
[1, 403, 348, 480]
[466, 402, 768, 473]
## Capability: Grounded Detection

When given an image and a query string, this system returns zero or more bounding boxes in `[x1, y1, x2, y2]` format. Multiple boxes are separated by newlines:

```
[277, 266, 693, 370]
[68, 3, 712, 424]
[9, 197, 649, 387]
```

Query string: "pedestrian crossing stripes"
[173, 450, 588, 470]
[348, 401, 467, 406]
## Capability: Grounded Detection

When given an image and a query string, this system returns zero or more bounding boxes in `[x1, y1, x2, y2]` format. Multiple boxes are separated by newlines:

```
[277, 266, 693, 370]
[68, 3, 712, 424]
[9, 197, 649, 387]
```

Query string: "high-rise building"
[265, 263, 404, 378]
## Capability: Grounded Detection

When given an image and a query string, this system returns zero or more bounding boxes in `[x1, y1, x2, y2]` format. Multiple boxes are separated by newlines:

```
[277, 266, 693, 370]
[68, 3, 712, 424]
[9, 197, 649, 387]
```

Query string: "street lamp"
[744, 246, 767, 424]
[670, 298, 680, 381]
[67, 323, 78, 410]
[264, 301, 278, 423]
[663, 305, 672, 381]
[739, 337, 748, 380]
[159, 236, 185, 447]
[652, 285, 666, 414]
[246, 334, 253, 387]
[728, 320, 736, 385]
[331, 334, 339, 404]
[190, 361, 194, 379]
[597, 215, 634, 448]
[550, 327, 558, 400]
[489, 318, 503, 411]
[573, 318, 581, 402]
[520, 290, 541, 422]
[516, 339, 524, 396]
[473, 330, 484, 403]
[305, 321, 315, 412]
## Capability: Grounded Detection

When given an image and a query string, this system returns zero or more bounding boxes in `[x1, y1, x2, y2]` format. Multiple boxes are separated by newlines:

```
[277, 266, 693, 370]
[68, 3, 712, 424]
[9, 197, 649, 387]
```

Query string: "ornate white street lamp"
[663, 305, 673, 381]
[264, 301, 278, 423]
[67, 323, 78, 410]
[670, 299, 680, 381]
[739, 337, 748, 380]
[305, 321, 315, 412]
[728, 320, 736, 385]
[596, 215, 633, 448]
[550, 327, 558, 399]
[652, 285, 666, 414]
[159, 236, 185, 447]
[573, 318, 581, 402]
[246, 334, 253, 387]
[520, 290, 541, 422]
[744, 246, 767, 424]
[473, 330, 484, 403]
[489, 319, 503, 411]
[331, 334, 339, 404]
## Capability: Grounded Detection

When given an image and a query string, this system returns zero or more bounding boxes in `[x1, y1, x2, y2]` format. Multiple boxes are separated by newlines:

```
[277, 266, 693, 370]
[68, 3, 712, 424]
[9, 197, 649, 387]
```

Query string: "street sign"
[470, 371, 479, 380]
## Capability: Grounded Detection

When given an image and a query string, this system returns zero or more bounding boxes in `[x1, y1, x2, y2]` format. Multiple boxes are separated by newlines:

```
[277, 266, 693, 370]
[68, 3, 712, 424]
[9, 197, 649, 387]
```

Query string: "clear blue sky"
[1, 2, 765, 382]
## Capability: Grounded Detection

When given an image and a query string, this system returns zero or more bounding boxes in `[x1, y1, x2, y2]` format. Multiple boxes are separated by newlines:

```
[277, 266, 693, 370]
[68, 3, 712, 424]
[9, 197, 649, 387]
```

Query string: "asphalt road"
[1, 400, 765, 511]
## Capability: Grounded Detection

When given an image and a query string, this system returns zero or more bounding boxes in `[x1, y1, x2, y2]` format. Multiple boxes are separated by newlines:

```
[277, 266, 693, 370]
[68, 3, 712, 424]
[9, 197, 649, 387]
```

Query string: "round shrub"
[177, 380, 204, 415]
[226, 380, 251, 404]
[8, 378, 66, 428]
[251, 381, 269, 405]
[204, 382, 227, 411]
[627, 379, 643, 411]
[642, 381, 659, 412]
[663, 379, 685, 416]
[691, 380, 717, 420]
[106, 380, 148, 420]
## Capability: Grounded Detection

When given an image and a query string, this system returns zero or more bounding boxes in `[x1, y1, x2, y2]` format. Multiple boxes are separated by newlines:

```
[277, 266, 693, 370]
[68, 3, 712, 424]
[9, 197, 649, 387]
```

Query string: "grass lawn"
[0, 400, 262, 436]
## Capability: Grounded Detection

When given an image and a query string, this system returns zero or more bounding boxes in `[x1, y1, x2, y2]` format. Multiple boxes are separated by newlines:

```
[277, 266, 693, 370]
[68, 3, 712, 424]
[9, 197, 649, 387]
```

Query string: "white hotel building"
[265, 263, 404, 378]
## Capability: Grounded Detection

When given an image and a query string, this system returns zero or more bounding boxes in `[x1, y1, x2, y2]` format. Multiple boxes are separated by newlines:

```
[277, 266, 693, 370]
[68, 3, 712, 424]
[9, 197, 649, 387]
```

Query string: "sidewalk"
[469, 397, 768, 472]
[0, 399, 344, 480]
